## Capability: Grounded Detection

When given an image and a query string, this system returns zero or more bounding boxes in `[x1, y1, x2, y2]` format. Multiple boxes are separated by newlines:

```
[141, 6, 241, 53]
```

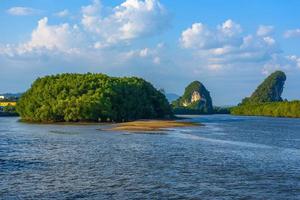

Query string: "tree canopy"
[16, 73, 172, 122]
[231, 101, 300, 118]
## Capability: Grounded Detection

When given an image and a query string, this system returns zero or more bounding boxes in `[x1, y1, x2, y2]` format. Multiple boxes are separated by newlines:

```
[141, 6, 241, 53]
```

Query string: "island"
[17, 73, 173, 123]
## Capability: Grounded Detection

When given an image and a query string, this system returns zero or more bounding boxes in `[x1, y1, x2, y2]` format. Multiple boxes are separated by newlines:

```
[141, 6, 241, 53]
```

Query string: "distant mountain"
[165, 93, 180, 103]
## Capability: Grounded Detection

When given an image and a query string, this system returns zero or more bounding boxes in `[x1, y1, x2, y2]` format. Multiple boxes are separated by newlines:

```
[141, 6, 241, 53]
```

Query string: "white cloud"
[263, 36, 276, 46]
[180, 23, 213, 49]
[287, 55, 300, 68]
[122, 43, 164, 65]
[218, 19, 242, 37]
[284, 29, 300, 38]
[180, 20, 299, 72]
[257, 25, 274, 36]
[180, 20, 243, 51]
[54, 9, 70, 18]
[1, 18, 83, 55]
[23, 18, 81, 53]
[1, 0, 170, 58]
[81, 0, 170, 46]
[7, 7, 40, 16]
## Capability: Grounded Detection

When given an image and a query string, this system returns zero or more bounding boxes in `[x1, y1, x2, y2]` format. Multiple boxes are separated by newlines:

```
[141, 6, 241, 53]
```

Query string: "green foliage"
[172, 81, 213, 114]
[231, 101, 300, 118]
[241, 71, 286, 105]
[16, 73, 172, 122]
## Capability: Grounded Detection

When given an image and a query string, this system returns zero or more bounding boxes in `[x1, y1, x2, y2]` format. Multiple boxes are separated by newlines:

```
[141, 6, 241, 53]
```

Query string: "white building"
[0, 96, 5, 100]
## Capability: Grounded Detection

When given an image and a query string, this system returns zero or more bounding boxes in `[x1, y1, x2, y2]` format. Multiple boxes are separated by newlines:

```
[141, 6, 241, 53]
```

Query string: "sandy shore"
[105, 120, 201, 132]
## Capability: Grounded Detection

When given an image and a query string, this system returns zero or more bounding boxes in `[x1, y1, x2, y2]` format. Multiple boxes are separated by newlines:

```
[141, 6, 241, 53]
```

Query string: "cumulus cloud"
[7, 7, 41, 16]
[180, 19, 281, 70]
[81, 0, 170, 46]
[0, 18, 84, 57]
[257, 25, 274, 36]
[218, 19, 242, 37]
[0, 0, 170, 71]
[284, 29, 300, 38]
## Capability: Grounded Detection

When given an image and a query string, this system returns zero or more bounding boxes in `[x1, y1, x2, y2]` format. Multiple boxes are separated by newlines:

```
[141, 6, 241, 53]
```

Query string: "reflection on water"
[1, 115, 300, 199]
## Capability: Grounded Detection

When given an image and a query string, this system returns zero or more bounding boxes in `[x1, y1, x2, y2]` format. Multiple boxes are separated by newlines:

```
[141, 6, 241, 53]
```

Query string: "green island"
[16, 73, 172, 123]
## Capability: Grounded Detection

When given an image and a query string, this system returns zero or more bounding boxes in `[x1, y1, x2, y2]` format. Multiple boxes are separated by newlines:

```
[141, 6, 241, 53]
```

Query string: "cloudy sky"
[1, 0, 300, 105]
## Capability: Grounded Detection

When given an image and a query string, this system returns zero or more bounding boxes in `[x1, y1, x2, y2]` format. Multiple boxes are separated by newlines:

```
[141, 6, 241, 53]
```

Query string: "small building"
[0, 96, 5, 100]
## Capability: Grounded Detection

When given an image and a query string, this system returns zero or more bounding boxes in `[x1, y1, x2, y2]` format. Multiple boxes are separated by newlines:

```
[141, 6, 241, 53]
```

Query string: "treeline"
[231, 101, 300, 118]
[17, 73, 172, 122]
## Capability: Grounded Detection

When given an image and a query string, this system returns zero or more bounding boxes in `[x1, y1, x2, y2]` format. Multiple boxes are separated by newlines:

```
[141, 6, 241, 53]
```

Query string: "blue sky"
[1, 0, 300, 105]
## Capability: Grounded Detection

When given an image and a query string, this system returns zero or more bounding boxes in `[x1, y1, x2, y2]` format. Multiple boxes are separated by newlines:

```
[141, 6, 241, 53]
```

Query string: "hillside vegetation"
[240, 71, 286, 105]
[17, 73, 172, 122]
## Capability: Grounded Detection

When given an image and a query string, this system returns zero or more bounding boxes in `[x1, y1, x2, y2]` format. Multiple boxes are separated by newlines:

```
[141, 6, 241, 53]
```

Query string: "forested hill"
[240, 71, 286, 105]
[17, 73, 172, 122]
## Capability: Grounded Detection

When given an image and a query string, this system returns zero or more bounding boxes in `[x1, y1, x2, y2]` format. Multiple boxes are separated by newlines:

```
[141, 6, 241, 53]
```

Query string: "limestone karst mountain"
[240, 71, 286, 105]
[172, 81, 213, 114]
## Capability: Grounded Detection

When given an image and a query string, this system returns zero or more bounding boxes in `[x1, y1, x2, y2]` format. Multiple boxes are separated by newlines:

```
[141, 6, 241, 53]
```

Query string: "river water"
[1, 115, 300, 199]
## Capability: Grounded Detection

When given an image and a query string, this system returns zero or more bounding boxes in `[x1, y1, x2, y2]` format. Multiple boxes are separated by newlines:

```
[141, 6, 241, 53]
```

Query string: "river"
[1, 115, 300, 199]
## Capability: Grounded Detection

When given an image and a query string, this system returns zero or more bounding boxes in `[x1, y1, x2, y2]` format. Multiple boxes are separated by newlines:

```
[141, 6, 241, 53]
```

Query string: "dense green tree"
[231, 101, 300, 118]
[16, 73, 173, 122]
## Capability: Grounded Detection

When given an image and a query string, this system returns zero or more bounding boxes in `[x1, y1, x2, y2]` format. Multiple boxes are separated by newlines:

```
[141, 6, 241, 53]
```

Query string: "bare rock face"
[172, 81, 213, 114]
[191, 91, 201, 103]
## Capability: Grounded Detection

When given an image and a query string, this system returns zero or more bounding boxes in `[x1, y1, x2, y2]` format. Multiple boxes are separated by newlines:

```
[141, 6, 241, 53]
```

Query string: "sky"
[1, 0, 300, 106]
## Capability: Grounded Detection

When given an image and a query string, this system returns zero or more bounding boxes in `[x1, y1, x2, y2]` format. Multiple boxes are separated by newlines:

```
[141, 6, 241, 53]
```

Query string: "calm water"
[1, 115, 300, 199]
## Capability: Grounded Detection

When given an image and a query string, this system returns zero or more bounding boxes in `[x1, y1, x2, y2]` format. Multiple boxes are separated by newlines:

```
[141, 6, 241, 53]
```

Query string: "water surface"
[1, 115, 300, 199]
